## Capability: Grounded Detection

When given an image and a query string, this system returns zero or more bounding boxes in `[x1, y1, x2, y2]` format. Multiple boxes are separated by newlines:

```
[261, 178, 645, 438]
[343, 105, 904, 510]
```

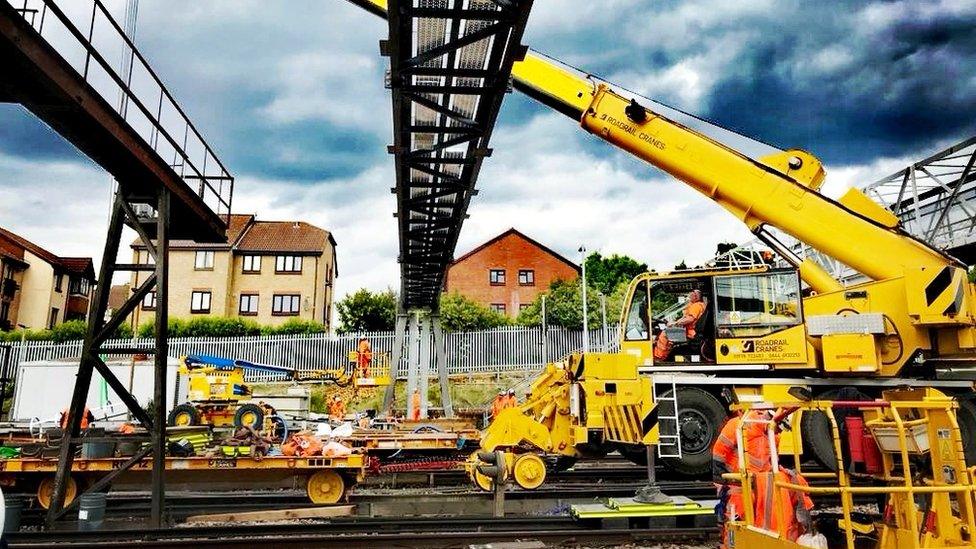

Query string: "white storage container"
[868, 419, 930, 454]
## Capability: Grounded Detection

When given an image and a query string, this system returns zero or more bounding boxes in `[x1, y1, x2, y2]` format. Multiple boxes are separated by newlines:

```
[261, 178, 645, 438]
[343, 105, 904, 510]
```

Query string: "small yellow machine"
[725, 389, 976, 549]
[468, 352, 659, 490]
[170, 353, 392, 431]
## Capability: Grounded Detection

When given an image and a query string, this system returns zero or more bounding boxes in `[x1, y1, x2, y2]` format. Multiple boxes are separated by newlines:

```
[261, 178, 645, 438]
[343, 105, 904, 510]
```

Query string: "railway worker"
[410, 388, 423, 421]
[491, 391, 505, 419]
[505, 388, 517, 409]
[59, 406, 95, 430]
[329, 394, 347, 422]
[357, 337, 373, 377]
[653, 289, 706, 360]
[672, 289, 706, 338]
[712, 411, 745, 548]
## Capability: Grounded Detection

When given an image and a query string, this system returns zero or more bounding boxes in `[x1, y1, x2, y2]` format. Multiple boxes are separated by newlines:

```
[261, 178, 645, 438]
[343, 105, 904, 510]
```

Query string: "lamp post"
[579, 246, 588, 354]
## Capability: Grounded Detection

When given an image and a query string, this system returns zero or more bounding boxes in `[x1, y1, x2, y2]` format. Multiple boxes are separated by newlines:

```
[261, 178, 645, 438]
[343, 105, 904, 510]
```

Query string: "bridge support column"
[47, 189, 171, 527]
[382, 313, 409, 414]
[431, 315, 453, 418]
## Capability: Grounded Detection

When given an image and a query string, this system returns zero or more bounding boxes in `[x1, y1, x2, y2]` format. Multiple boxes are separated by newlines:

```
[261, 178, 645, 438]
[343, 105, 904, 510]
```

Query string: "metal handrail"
[8, 0, 233, 220]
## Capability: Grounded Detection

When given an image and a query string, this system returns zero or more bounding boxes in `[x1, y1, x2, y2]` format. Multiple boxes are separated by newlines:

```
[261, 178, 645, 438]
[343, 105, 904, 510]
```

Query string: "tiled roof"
[61, 257, 95, 278]
[0, 225, 60, 265]
[450, 228, 579, 272]
[0, 226, 95, 279]
[132, 213, 254, 249]
[236, 221, 332, 254]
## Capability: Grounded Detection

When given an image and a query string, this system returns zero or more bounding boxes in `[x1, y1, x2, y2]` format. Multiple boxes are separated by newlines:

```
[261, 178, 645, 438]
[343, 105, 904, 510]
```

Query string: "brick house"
[130, 214, 337, 329]
[0, 226, 96, 331]
[444, 228, 579, 316]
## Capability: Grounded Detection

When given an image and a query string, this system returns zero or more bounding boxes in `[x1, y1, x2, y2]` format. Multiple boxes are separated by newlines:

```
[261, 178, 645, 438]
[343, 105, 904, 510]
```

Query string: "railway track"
[7, 516, 717, 548]
[15, 480, 716, 522]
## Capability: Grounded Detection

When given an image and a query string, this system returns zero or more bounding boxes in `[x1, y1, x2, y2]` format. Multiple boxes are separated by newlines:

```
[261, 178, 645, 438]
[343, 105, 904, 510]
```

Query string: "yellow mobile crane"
[344, 0, 976, 482]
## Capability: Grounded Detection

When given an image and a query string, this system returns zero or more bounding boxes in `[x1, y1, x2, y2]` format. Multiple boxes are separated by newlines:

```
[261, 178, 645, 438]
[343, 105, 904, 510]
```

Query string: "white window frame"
[272, 294, 301, 315]
[275, 255, 303, 273]
[239, 293, 259, 315]
[191, 290, 212, 313]
[242, 255, 262, 273]
[142, 291, 157, 310]
[194, 250, 215, 270]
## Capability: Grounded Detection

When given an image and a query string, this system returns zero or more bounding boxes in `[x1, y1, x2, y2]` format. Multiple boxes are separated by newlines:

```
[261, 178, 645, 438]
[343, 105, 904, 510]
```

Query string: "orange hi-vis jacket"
[357, 340, 373, 375]
[60, 407, 92, 430]
[683, 300, 706, 338]
[753, 468, 814, 541]
[410, 391, 422, 421]
[490, 396, 504, 418]
[329, 399, 346, 421]
[744, 410, 781, 473]
[713, 414, 742, 476]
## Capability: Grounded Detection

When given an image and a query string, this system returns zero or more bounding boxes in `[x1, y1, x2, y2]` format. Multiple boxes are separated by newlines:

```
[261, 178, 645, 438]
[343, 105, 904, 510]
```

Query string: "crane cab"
[620, 266, 812, 371]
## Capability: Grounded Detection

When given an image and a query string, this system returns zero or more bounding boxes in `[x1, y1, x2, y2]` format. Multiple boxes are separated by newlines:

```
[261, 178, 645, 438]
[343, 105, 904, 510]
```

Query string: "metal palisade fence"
[4, 325, 621, 383]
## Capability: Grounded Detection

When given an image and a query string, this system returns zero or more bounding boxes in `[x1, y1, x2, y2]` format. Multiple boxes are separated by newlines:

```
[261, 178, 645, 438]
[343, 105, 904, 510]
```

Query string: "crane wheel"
[37, 475, 77, 510]
[234, 403, 265, 430]
[306, 470, 345, 504]
[466, 453, 494, 491]
[168, 403, 200, 427]
[513, 454, 547, 490]
[659, 387, 726, 476]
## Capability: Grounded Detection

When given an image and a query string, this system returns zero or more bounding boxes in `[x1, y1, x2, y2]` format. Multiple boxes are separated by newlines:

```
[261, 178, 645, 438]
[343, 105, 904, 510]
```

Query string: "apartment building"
[0, 226, 96, 331]
[130, 214, 337, 329]
[444, 228, 579, 316]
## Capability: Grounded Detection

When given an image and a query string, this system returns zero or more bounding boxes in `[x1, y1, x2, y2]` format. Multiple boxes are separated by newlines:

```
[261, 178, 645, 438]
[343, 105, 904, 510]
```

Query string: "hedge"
[136, 317, 327, 339]
[0, 320, 133, 343]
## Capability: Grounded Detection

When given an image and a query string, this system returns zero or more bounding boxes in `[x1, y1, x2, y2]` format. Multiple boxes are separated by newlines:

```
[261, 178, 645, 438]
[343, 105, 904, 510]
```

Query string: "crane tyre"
[955, 396, 976, 466]
[660, 387, 727, 476]
[800, 387, 871, 471]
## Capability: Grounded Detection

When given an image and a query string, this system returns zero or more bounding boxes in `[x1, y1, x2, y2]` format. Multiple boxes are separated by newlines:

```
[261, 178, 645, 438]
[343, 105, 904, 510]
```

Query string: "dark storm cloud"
[705, 2, 976, 163]
[0, 106, 87, 162]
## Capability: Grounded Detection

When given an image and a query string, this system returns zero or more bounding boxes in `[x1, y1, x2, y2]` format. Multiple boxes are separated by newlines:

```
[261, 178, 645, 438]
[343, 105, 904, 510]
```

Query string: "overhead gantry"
[0, 0, 233, 527]
[349, 0, 534, 417]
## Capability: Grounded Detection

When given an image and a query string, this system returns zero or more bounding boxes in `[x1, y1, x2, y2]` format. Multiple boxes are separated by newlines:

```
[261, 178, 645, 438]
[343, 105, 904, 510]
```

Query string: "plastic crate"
[867, 419, 929, 454]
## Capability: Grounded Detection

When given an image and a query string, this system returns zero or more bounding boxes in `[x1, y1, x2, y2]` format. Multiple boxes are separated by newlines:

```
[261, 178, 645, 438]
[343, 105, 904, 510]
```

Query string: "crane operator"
[654, 289, 706, 360]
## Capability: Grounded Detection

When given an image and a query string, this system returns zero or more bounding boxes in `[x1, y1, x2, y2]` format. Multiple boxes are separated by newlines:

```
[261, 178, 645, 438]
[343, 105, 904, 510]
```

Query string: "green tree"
[516, 278, 616, 330]
[438, 292, 510, 332]
[584, 252, 648, 295]
[336, 288, 397, 333]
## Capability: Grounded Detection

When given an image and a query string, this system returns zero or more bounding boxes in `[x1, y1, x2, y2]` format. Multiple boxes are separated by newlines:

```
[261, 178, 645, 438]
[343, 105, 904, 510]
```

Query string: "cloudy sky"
[1, 0, 974, 304]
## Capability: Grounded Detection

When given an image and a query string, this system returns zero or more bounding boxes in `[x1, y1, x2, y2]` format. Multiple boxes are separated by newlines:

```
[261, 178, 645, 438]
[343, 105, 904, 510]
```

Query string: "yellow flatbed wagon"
[0, 453, 367, 509]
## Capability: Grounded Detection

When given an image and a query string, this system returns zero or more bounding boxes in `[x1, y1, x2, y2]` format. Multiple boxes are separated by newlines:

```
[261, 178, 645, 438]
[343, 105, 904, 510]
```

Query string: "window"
[142, 291, 157, 311]
[715, 272, 802, 338]
[490, 303, 506, 314]
[272, 294, 301, 316]
[624, 280, 650, 341]
[242, 255, 262, 274]
[0, 302, 9, 323]
[69, 277, 90, 296]
[519, 304, 531, 312]
[48, 307, 59, 329]
[275, 255, 303, 273]
[239, 294, 259, 315]
[194, 251, 214, 270]
[489, 269, 506, 285]
[54, 273, 63, 292]
[191, 291, 212, 314]
[518, 269, 535, 286]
